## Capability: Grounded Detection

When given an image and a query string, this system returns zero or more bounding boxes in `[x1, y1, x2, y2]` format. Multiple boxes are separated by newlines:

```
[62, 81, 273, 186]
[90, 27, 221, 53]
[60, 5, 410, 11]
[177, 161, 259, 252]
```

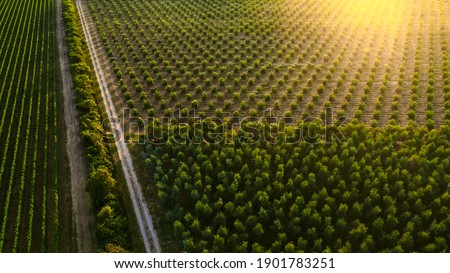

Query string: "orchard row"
[87, 0, 450, 127]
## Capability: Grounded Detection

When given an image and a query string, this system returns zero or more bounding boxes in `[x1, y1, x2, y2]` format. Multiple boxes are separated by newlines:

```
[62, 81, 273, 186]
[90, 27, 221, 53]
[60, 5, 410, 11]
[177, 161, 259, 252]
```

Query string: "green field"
[1, 0, 449, 253]
[0, 0, 71, 252]
[84, 0, 450, 252]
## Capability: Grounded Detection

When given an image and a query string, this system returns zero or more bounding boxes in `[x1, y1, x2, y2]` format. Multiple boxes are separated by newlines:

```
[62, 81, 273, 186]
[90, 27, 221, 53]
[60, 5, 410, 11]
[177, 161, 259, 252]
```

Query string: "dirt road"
[76, 0, 161, 253]
[55, 0, 96, 252]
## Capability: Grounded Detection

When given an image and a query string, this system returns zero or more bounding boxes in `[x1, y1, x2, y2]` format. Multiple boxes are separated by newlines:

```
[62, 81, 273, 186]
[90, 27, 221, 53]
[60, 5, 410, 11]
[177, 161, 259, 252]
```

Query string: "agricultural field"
[0, 0, 72, 252]
[81, 0, 450, 252]
[87, 0, 450, 127]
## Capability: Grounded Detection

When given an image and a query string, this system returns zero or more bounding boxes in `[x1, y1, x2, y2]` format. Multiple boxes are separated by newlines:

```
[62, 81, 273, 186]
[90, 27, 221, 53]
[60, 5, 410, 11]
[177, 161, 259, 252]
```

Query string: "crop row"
[0, 0, 64, 252]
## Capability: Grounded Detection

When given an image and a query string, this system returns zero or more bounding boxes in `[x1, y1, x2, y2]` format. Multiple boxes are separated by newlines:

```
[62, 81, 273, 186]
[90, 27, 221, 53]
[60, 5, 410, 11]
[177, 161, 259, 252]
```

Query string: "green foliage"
[62, 0, 130, 252]
[146, 122, 450, 252]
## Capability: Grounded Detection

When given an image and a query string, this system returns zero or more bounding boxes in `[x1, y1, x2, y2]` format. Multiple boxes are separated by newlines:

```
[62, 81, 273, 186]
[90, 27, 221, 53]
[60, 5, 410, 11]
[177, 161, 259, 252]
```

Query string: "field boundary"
[76, 0, 161, 253]
[55, 0, 96, 252]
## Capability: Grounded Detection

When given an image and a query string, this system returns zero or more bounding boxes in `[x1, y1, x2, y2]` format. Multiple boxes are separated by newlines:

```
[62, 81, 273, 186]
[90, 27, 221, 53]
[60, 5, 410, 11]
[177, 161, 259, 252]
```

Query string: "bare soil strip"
[76, 0, 161, 253]
[56, 0, 96, 253]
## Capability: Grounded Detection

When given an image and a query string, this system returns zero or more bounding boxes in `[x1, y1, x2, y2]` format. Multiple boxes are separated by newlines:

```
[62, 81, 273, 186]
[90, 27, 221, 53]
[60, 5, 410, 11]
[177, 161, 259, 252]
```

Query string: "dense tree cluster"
[63, 0, 129, 252]
[146, 122, 450, 252]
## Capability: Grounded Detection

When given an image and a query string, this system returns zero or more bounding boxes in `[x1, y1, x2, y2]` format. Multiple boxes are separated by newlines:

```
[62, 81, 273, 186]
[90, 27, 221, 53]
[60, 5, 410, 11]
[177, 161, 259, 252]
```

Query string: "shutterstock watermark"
[102, 108, 348, 145]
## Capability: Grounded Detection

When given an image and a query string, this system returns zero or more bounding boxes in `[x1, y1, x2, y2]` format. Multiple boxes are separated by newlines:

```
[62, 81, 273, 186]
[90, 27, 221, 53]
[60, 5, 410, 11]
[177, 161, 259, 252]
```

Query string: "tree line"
[62, 0, 130, 252]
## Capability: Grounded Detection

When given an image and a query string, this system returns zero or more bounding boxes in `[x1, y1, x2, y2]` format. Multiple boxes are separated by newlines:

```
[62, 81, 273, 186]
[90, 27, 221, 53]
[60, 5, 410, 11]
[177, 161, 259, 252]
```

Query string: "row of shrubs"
[62, 0, 130, 252]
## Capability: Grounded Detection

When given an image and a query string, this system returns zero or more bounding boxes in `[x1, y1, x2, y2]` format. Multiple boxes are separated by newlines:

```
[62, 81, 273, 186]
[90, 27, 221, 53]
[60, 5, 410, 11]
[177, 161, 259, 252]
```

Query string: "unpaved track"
[76, 0, 161, 253]
[56, 0, 96, 252]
